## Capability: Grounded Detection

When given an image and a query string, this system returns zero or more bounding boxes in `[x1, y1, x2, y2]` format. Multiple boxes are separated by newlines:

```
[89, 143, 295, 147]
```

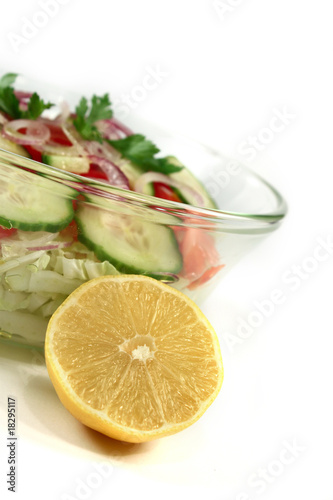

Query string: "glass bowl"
[0, 121, 286, 349]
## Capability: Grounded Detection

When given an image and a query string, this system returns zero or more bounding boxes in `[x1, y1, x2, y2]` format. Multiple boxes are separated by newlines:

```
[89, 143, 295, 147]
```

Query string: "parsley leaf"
[0, 72, 183, 176]
[0, 73, 53, 120]
[0, 86, 21, 118]
[108, 134, 183, 174]
[89, 94, 113, 122]
[73, 94, 113, 143]
[0, 73, 21, 118]
[108, 134, 158, 160]
[0, 73, 18, 89]
[22, 92, 53, 120]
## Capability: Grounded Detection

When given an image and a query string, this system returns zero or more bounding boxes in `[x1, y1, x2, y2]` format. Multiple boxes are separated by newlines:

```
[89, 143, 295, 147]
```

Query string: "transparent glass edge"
[0, 147, 287, 233]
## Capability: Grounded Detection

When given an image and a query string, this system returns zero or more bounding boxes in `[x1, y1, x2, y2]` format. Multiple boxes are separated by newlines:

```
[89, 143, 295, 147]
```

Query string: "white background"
[1, 1, 332, 499]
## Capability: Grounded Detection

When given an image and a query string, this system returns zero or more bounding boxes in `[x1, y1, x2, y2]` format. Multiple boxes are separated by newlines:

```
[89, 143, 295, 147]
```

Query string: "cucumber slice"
[168, 156, 218, 209]
[42, 153, 90, 173]
[76, 203, 182, 275]
[0, 132, 30, 158]
[0, 165, 77, 232]
[119, 159, 154, 195]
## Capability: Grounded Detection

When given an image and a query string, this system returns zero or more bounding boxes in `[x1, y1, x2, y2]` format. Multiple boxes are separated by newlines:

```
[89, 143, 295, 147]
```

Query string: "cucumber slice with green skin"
[42, 153, 90, 173]
[75, 203, 182, 276]
[119, 159, 154, 195]
[0, 165, 77, 232]
[0, 133, 30, 158]
[167, 156, 218, 209]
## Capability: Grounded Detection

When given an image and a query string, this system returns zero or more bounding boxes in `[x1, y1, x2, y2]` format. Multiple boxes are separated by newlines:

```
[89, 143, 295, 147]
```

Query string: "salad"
[0, 73, 223, 346]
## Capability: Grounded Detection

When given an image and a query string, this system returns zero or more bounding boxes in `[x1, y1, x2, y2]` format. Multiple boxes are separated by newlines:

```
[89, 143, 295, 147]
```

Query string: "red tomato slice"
[153, 182, 182, 202]
[8, 125, 41, 162]
[18, 123, 72, 162]
[42, 122, 72, 146]
[0, 225, 17, 238]
[175, 227, 223, 288]
[80, 163, 109, 181]
[181, 234, 208, 279]
[59, 220, 78, 241]
[23, 145, 42, 162]
[179, 228, 220, 277]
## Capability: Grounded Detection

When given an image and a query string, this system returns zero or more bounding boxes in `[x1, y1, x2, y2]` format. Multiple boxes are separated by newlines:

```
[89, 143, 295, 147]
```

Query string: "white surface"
[1, 1, 332, 499]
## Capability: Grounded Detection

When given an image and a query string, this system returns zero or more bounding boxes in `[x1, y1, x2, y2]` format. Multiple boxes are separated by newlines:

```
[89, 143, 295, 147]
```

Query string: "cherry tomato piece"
[43, 122, 72, 146]
[59, 220, 79, 241]
[153, 182, 182, 203]
[23, 145, 42, 162]
[0, 225, 17, 238]
[80, 163, 109, 181]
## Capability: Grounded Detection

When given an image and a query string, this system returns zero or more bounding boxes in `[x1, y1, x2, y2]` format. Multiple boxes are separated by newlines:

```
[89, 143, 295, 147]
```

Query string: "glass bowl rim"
[0, 140, 287, 233]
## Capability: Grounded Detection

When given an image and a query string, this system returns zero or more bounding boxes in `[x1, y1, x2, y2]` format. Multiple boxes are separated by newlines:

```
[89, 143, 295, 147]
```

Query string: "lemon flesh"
[45, 275, 223, 443]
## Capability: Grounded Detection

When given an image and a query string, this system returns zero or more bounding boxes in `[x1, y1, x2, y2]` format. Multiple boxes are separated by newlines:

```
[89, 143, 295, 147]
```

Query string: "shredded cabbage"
[0, 230, 120, 344]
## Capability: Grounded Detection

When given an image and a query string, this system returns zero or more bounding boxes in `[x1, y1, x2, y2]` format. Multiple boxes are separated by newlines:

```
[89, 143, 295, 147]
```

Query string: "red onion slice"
[134, 172, 204, 206]
[41, 142, 83, 157]
[0, 112, 8, 125]
[14, 91, 33, 111]
[1, 231, 72, 249]
[40, 123, 87, 157]
[26, 241, 73, 251]
[3, 119, 50, 145]
[83, 140, 126, 169]
[14, 91, 33, 101]
[96, 120, 122, 140]
[88, 155, 130, 190]
[52, 101, 70, 124]
[84, 140, 106, 157]
[109, 118, 133, 137]
[61, 124, 86, 154]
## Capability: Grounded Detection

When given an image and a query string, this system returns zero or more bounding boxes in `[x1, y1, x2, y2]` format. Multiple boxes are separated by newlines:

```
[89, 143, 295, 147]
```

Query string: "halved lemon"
[45, 275, 223, 443]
